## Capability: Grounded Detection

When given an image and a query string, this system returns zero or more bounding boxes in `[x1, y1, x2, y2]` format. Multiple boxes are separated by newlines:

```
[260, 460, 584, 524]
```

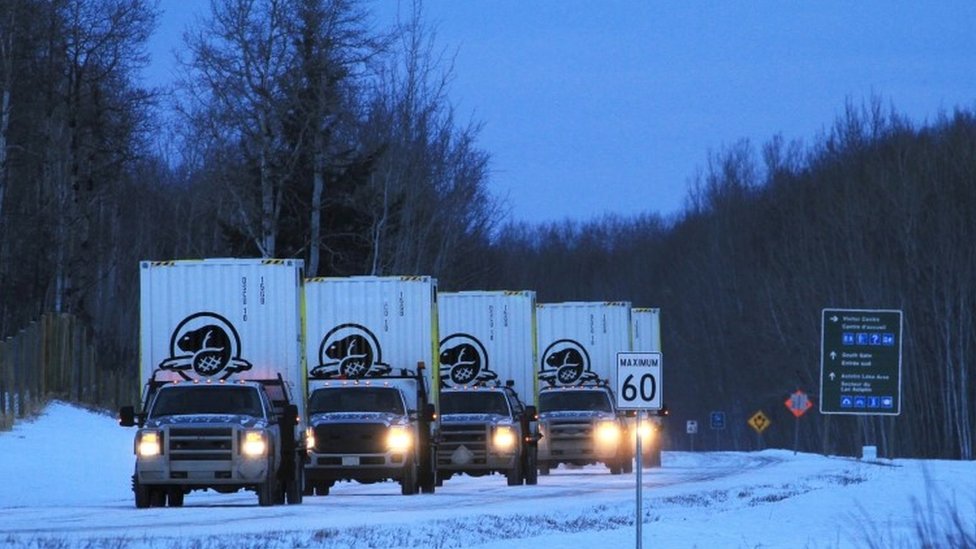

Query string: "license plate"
[342, 456, 360, 466]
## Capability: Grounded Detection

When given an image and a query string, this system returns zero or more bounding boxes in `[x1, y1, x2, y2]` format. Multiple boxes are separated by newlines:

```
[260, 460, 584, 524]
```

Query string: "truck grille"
[167, 427, 235, 461]
[545, 419, 595, 455]
[313, 423, 386, 454]
[437, 423, 488, 465]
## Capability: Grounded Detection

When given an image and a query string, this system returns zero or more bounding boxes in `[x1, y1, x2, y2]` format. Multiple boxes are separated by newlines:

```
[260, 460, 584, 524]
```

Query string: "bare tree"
[181, 0, 296, 257]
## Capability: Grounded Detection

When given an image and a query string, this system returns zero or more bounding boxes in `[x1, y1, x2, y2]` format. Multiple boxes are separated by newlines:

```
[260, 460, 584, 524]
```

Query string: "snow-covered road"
[1, 402, 973, 548]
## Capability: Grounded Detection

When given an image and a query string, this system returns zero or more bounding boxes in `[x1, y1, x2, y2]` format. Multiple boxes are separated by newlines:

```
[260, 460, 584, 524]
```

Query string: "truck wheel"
[400, 463, 418, 495]
[149, 487, 167, 507]
[506, 456, 523, 486]
[285, 460, 304, 504]
[134, 478, 151, 509]
[609, 460, 623, 475]
[435, 471, 451, 486]
[538, 461, 551, 476]
[623, 455, 634, 474]
[524, 448, 539, 485]
[257, 470, 278, 506]
[168, 488, 185, 507]
[315, 481, 332, 496]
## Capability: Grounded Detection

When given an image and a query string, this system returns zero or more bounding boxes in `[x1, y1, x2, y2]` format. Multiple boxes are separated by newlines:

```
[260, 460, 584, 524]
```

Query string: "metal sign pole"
[636, 409, 643, 549]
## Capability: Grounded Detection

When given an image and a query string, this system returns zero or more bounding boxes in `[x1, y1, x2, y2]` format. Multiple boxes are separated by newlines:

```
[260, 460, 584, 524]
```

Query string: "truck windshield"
[150, 386, 264, 418]
[440, 392, 511, 416]
[538, 390, 612, 413]
[308, 387, 405, 415]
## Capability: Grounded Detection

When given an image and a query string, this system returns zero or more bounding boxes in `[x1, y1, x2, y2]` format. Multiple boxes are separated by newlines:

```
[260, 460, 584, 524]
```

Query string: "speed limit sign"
[615, 351, 663, 410]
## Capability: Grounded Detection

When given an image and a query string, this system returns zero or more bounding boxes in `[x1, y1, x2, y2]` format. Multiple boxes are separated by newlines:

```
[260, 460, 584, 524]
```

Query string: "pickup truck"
[119, 376, 303, 507]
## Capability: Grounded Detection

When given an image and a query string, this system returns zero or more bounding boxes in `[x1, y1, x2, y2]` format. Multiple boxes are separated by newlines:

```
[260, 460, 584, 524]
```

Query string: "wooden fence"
[0, 313, 135, 430]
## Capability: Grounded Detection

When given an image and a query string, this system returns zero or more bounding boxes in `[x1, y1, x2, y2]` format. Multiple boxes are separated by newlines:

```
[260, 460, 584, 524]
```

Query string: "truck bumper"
[305, 452, 408, 482]
[136, 456, 268, 486]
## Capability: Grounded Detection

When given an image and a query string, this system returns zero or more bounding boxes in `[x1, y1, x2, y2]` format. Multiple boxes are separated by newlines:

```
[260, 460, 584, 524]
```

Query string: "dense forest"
[1, 1, 973, 461]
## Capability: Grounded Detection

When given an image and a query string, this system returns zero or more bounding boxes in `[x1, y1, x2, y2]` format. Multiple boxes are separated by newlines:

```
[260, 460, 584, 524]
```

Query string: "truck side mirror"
[119, 406, 136, 427]
[524, 405, 537, 420]
[423, 403, 436, 422]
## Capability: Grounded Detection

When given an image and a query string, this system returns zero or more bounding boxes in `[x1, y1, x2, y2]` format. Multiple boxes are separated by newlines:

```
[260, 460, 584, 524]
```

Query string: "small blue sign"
[857, 333, 870, 345]
[840, 395, 854, 408]
[882, 333, 895, 346]
[867, 396, 881, 408]
[842, 332, 855, 345]
[854, 396, 867, 408]
[710, 411, 726, 430]
[869, 333, 881, 345]
[881, 396, 894, 408]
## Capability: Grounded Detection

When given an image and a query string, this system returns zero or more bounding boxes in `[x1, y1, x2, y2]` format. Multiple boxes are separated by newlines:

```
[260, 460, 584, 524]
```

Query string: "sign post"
[616, 351, 663, 549]
[784, 389, 813, 454]
[820, 309, 903, 416]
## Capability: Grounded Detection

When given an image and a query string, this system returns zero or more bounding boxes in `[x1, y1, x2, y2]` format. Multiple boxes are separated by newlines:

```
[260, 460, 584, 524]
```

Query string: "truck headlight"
[595, 421, 621, 446]
[387, 426, 412, 452]
[242, 430, 268, 457]
[137, 431, 161, 457]
[636, 422, 654, 441]
[306, 427, 316, 452]
[492, 425, 517, 452]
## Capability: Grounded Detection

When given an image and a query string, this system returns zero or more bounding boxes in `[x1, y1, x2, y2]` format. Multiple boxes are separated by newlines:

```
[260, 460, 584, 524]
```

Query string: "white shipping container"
[139, 258, 306, 414]
[303, 276, 438, 402]
[438, 291, 537, 400]
[535, 301, 632, 393]
[632, 308, 662, 353]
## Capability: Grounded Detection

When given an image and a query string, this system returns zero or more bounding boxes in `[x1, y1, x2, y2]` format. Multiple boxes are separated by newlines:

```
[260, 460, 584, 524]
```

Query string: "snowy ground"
[1, 402, 974, 548]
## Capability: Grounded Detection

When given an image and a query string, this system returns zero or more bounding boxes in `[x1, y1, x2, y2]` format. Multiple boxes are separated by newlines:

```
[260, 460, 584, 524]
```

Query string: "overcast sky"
[146, 1, 976, 224]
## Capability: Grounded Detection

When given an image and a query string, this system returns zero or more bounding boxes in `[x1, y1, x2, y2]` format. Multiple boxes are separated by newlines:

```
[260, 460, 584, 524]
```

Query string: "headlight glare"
[305, 427, 316, 452]
[242, 430, 268, 457]
[137, 431, 161, 457]
[595, 421, 621, 446]
[387, 426, 412, 452]
[492, 425, 517, 451]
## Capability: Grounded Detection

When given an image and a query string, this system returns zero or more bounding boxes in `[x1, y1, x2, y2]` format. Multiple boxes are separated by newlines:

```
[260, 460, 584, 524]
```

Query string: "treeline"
[480, 103, 976, 460]
[0, 1, 494, 377]
[1, 2, 973, 459]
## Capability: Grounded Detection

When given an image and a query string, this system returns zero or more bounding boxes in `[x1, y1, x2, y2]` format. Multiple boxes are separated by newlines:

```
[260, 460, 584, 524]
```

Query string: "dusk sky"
[146, 1, 976, 224]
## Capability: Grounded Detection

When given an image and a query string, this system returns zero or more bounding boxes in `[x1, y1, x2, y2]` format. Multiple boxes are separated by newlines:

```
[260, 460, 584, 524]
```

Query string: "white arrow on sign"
[830, 315, 839, 322]
[829, 372, 836, 381]
[830, 351, 837, 360]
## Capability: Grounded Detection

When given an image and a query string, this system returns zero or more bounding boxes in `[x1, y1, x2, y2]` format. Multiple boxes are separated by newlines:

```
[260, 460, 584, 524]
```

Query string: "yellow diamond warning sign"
[748, 410, 771, 434]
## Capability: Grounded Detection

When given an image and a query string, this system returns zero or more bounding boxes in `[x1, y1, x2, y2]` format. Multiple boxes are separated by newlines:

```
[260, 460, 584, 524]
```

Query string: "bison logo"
[439, 333, 496, 388]
[159, 312, 252, 380]
[538, 339, 597, 386]
[310, 323, 390, 379]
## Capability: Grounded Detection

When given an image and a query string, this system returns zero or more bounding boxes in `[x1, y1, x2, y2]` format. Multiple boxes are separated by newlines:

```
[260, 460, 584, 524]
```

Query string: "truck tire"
[524, 447, 539, 485]
[149, 487, 167, 507]
[609, 460, 623, 475]
[623, 454, 634, 474]
[133, 477, 151, 509]
[400, 463, 418, 495]
[257, 465, 278, 506]
[285, 458, 304, 504]
[538, 460, 551, 476]
[506, 456, 523, 486]
[435, 471, 451, 486]
[168, 488, 185, 507]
